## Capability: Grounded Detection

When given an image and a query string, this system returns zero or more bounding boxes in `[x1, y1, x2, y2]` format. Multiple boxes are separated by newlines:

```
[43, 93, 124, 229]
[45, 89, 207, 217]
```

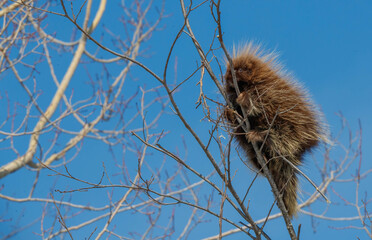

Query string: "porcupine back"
[224, 43, 328, 217]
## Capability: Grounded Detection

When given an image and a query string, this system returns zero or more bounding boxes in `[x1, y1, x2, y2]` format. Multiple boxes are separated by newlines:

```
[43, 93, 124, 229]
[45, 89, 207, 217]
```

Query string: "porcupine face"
[225, 56, 272, 95]
[225, 60, 252, 91]
[225, 61, 248, 103]
[225, 57, 259, 109]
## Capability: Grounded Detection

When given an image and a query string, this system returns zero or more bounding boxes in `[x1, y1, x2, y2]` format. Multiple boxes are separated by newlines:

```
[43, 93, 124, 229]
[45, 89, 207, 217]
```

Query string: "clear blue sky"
[1, 1, 371, 239]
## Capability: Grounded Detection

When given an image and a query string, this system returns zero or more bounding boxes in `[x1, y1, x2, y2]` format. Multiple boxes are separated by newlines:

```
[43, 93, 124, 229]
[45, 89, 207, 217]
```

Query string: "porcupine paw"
[237, 92, 261, 115]
[224, 107, 237, 124]
[236, 92, 248, 107]
[246, 130, 269, 143]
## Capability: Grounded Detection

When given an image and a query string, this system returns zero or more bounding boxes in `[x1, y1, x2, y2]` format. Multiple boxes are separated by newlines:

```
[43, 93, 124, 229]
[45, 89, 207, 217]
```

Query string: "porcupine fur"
[224, 43, 328, 217]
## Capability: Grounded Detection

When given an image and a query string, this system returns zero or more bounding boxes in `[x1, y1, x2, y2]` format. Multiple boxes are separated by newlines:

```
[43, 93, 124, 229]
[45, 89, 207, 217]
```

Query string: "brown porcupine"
[224, 43, 328, 218]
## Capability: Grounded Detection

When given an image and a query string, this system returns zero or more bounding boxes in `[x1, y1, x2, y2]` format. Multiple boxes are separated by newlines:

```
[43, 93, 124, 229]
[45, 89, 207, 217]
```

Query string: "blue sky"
[1, 1, 371, 239]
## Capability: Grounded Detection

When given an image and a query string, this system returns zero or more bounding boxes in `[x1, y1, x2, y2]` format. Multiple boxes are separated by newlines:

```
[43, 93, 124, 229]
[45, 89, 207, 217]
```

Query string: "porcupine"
[224, 43, 328, 217]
